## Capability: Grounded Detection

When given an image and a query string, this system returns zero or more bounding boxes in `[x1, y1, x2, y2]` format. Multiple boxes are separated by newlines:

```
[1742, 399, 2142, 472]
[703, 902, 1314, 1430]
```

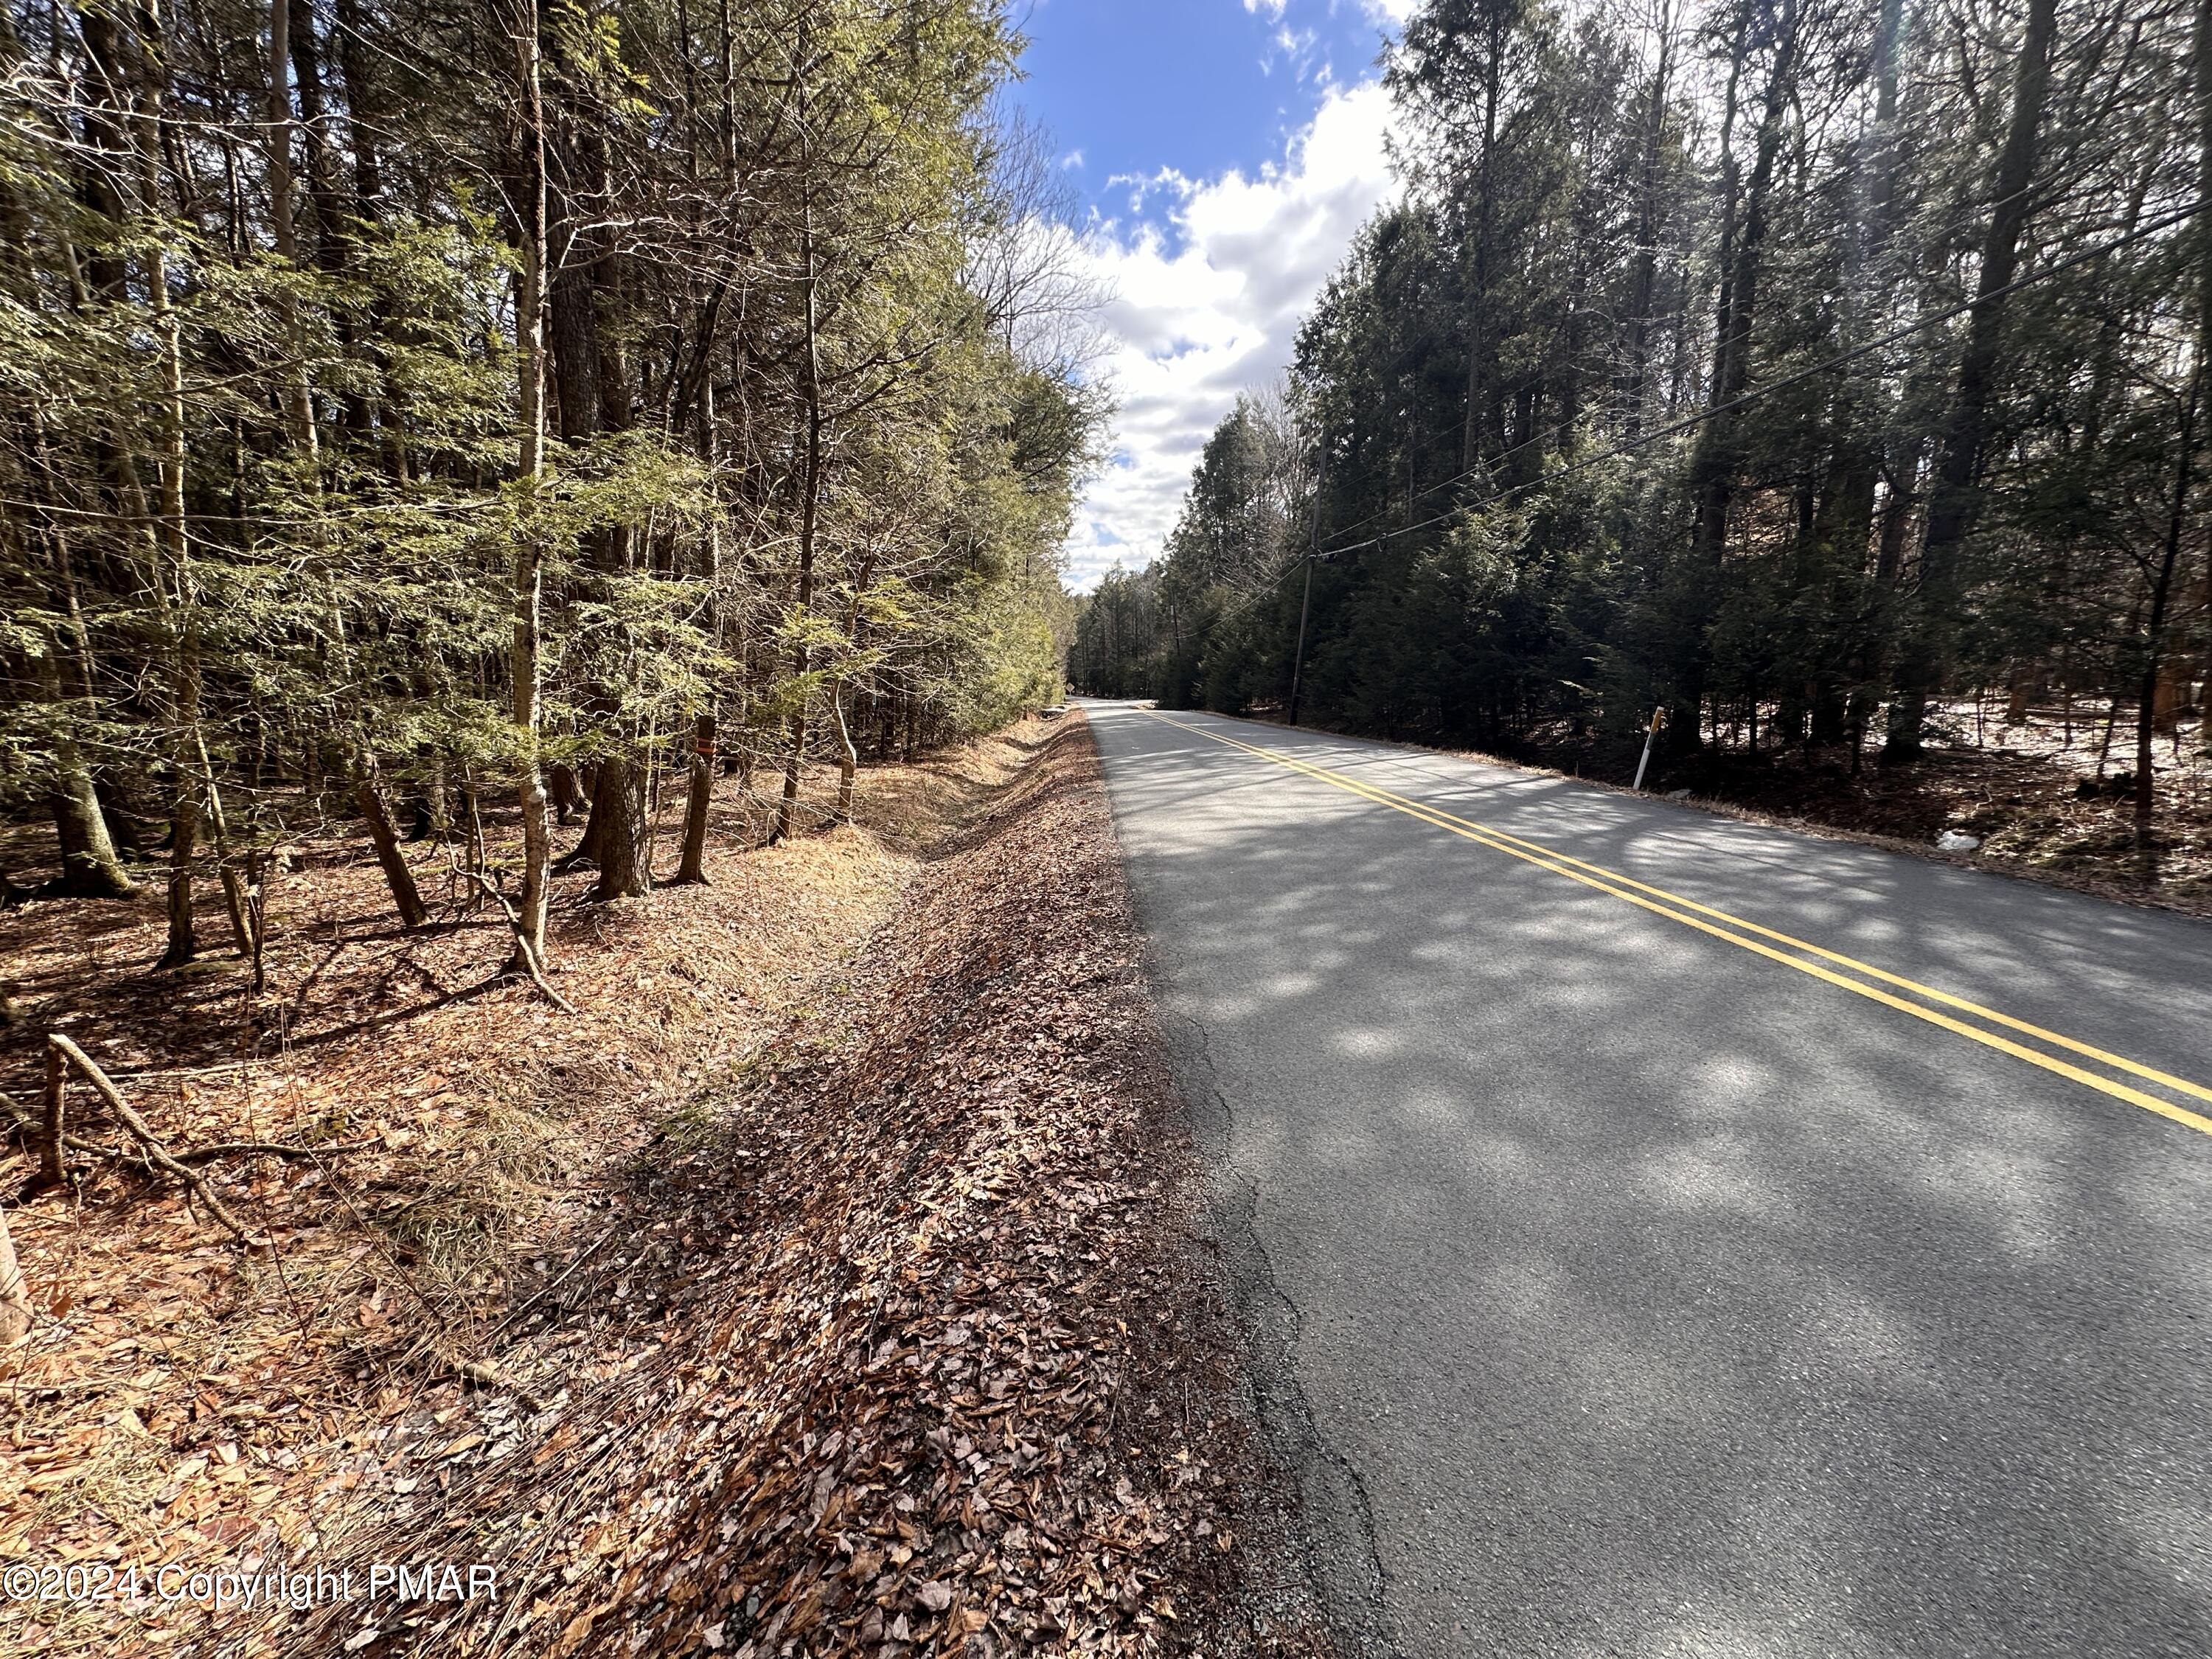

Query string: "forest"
[0, 0, 1100, 963]
[1071, 0, 2209, 848]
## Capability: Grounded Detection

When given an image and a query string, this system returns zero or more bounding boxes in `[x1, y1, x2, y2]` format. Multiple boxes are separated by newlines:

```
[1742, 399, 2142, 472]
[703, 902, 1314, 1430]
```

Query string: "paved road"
[1082, 701, 2212, 1659]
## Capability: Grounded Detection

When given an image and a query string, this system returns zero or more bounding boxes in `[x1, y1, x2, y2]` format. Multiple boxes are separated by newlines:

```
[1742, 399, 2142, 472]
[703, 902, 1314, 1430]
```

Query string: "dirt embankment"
[7, 714, 1328, 1658]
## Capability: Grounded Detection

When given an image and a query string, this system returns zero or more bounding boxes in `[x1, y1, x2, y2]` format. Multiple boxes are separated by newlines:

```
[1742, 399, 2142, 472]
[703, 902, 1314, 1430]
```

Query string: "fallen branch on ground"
[445, 858, 577, 1014]
[43, 1035, 258, 1245]
[453, 1355, 548, 1414]
[479, 1222, 622, 1342]
[38, 1044, 63, 1188]
[4, 1095, 373, 1169]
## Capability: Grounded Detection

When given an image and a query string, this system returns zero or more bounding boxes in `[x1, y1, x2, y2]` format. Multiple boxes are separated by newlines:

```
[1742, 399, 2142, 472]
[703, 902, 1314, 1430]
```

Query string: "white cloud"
[1262, 23, 1324, 80]
[1061, 79, 1400, 591]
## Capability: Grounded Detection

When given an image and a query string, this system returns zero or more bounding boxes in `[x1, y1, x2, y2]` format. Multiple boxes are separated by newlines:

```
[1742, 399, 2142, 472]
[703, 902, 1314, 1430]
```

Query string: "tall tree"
[1885, 0, 2059, 758]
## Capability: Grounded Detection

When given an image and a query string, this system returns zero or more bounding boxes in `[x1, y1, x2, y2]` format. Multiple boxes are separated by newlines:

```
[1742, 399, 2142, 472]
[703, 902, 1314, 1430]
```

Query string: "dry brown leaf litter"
[4, 717, 1331, 1659]
[231, 713, 1327, 1659]
[0, 728, 1046, 1647]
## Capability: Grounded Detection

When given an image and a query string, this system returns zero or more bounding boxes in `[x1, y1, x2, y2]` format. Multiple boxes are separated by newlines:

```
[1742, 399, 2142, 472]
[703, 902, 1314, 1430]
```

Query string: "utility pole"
[1289, 423, 1328, 729]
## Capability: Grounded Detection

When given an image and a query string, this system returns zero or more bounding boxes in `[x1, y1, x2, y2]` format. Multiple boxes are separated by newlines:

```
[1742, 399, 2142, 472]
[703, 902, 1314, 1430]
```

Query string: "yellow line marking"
[1142, 709, 2212, 1139]
[1192, 719, 2212, 1104]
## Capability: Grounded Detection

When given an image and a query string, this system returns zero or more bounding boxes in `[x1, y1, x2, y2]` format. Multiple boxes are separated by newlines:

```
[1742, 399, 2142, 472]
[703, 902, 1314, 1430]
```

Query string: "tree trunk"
[75, 9, 130, 301]
[675, 713, 716, 884]
[510, 0, 553, 970]
[591, 752, 653, 900]
[266, 0, 318, 456]
[146, 55, 200, 962]
[833, 688, 857, 824]
[2154, 664, 2188, 735]
[1672, 0, 1798, 752]
[549, 763, 585, 824]
[52, 762, 134, 898]
[2121, 0, 2210, 832]
[182, 723, 256, 959]
[0, 1205, 31, 1346]
[2137, 351, 2204, 835]
[1621, 1, 1674, 432]
[409, 746, 452, 842]
[355, 767, 428, 927]
[776, 48, 824, 845]
[549, 99, 653, 896]
[37, 638, 133, 898]
[1886, 0, 2057, 759]
[160, 768, 199, 967]
[1461, 13, 1503, 470]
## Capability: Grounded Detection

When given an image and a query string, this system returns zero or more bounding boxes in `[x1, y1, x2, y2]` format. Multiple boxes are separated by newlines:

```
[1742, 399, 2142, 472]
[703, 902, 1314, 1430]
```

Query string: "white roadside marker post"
[1633, 706, 1666, 792]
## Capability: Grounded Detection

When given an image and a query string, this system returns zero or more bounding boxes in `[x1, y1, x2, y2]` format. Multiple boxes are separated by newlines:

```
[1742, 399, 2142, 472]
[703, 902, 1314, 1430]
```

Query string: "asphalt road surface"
[1082, 700, 2212, 1659]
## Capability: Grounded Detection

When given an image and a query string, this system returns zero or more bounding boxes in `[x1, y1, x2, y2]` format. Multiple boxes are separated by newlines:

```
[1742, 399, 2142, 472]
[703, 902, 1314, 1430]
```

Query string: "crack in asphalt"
[1162, 1004, 1399, 1659]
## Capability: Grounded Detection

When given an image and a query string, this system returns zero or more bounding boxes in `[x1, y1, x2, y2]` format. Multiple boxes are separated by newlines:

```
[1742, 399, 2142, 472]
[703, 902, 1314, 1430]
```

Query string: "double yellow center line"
[1144, 710, 2212, 1139]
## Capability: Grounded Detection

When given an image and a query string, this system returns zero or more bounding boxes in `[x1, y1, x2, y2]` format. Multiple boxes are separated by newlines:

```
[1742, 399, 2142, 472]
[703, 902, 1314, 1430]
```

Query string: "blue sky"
[1014, 0, 1397, 224]
[1005, 1, 1413, 590]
